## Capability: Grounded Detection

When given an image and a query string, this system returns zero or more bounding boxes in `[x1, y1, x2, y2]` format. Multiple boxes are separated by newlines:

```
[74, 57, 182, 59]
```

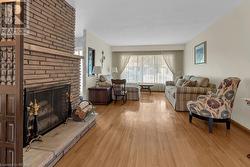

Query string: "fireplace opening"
[23, 84, 72, 147]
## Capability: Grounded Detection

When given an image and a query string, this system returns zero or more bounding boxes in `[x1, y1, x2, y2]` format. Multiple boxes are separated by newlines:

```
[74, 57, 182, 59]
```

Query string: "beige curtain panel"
[162, 51, 183, 79]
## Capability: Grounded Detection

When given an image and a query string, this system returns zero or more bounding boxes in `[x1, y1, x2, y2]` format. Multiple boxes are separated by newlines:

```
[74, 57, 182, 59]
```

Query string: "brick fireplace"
[21, 0, 81, 146]
[23, 0, 80, 109]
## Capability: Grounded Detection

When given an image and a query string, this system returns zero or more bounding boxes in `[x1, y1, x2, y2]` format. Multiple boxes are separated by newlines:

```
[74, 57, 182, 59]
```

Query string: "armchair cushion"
[188, 96, 231, 119]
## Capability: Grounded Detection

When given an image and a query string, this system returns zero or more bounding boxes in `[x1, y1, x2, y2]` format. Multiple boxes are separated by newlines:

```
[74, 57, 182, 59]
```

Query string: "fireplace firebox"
[23, 84, 72, 147]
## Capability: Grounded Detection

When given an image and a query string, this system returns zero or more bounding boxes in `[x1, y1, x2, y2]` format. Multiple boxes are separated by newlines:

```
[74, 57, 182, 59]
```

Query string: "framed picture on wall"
[88, 47, 95, 76]
[194, 41, 207, 64]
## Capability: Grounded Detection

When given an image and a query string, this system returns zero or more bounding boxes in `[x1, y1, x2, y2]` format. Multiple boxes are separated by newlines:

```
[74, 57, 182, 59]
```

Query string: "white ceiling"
[67, 0, 241, 46]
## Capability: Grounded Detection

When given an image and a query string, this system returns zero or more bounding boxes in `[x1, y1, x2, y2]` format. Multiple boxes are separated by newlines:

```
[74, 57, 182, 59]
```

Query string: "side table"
[244, 98, 250, 159]
[88, 87, 112, 105]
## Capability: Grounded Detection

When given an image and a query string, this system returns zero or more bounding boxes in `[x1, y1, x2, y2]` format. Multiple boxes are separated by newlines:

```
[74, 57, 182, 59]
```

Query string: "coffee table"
[139, 84, 154, 94]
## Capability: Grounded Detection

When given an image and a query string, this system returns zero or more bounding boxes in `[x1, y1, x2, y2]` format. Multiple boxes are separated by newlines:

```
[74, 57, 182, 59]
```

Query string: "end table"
[244, 98, 250, 159]
[88, 87, 112, 105]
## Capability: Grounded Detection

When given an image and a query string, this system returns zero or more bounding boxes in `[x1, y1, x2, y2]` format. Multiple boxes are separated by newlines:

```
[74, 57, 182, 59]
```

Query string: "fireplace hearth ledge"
[23, 115, 96, 167]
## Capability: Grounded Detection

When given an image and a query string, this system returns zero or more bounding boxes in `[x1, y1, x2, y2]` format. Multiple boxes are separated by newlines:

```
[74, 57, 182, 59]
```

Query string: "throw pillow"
[176, 79, 186, 87]
[182, 80, 197, 87]
[190, 77, 209, 87]
[99, 75, 107, 82]
[174, 76, 183, 85]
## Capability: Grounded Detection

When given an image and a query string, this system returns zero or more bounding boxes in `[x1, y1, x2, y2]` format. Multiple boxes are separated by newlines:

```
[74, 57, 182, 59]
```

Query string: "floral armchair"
[187, 77, 241, 133]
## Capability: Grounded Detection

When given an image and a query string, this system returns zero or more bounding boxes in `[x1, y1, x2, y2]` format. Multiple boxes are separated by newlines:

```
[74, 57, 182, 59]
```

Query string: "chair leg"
[208, 118, 214, 133]
[226, 120, 231, 130]
[189, 113, 193, 123]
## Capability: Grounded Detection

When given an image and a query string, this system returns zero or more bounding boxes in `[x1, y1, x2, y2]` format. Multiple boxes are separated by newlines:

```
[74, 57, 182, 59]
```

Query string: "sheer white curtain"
[117, 55, 131, 76]
[121, 55, 173, 84]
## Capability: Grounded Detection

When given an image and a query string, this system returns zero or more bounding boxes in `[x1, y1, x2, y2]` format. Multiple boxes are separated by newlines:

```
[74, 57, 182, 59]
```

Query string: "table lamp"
[112, 67, 118, 79]
[93, 66, 102, 87]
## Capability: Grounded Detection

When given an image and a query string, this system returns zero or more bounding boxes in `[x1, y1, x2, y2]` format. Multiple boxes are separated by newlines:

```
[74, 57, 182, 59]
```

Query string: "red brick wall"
[23, 0, 80, 108]
[24, 0, 75, 53]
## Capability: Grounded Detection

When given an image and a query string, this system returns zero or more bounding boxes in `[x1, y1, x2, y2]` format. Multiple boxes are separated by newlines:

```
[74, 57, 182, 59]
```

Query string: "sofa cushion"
[176, 86, 210, 94]
[182, 80, 197, 87]
[190, 77, 209, 87]
[183, 75, 193, 81]
[174, 76, 183, 85]
[176, 79, 186, 87]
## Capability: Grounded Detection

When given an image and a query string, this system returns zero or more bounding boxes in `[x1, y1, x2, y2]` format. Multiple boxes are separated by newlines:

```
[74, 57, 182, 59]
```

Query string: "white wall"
[112, 44, 185, 52]
[84, 31, 112, 98]
[184, 0, 250, 129]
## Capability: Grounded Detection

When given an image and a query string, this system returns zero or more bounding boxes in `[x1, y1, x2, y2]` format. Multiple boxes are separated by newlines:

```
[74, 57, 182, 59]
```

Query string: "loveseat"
[165, 75, 216, 111]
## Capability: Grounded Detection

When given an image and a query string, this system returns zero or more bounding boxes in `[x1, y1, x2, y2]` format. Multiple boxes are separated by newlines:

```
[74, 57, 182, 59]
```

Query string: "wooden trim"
[0, 0, 17, 3]
[24, 44, 82, 59]
[0, 41, 16, 46]
[15, 0, 24, 165]
[15, 33, 24, 167]
[0, 86, 16, 94]
[231, 119, 250, 135]
[0, 1, 24, 166]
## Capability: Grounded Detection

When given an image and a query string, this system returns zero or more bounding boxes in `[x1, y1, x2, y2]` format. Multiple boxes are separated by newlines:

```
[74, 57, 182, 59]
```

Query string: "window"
[121, 55, 173, 84]
[75, 50, 83, 95]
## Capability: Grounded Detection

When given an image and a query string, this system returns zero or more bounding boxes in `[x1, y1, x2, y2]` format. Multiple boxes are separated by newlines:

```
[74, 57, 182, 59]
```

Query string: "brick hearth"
[23, 116, 96, 167]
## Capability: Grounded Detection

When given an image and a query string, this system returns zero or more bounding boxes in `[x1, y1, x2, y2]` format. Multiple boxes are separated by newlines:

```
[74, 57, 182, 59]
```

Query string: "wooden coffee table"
[139, 84, 154, 94]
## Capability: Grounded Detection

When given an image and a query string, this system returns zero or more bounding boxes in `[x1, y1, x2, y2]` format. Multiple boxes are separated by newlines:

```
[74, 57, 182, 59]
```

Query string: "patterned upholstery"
[112, 84, 140, 101]
[187, 77, 241, 119]
[165, 76, 216, 111]
[126, 85, 141, 101]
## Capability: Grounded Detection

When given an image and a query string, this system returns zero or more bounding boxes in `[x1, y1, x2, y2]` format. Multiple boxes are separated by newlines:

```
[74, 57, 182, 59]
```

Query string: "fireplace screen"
[23, 84, 71, 147]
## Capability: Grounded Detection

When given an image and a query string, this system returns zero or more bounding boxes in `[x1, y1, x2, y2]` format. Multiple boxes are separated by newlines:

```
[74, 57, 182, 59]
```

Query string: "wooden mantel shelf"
[24, 43, 82, 59]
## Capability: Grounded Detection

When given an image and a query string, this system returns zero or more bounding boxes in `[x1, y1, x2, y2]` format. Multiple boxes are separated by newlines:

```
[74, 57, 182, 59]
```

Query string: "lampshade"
[93, 66, 102, 75]
[112, 67, 118, 73]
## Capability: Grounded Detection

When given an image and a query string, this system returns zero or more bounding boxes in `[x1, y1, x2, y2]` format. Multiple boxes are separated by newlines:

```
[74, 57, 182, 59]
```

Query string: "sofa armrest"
[166, 81, 175, 86]
[176, 87, 212, 94]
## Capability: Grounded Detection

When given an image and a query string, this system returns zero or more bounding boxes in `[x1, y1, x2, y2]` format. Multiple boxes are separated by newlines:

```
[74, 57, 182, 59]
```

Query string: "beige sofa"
[165, 75, 216, 111]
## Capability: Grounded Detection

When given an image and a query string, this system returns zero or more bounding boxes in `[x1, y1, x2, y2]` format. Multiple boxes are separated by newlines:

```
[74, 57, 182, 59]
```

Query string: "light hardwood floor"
[56, 93, 250, 167]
